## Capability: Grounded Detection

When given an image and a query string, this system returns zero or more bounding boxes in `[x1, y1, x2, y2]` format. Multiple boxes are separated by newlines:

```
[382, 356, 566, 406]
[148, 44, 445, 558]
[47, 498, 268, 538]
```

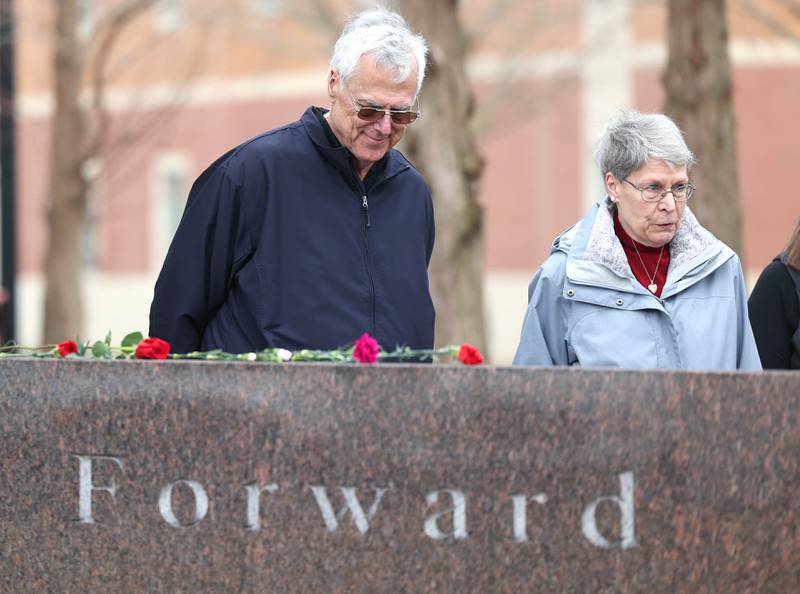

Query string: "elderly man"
[149, 8, 435, 354]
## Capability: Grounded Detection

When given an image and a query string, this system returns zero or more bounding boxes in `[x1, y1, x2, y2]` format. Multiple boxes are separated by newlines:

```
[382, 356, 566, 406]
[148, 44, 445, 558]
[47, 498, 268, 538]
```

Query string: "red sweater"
[613, 214, 670, 297]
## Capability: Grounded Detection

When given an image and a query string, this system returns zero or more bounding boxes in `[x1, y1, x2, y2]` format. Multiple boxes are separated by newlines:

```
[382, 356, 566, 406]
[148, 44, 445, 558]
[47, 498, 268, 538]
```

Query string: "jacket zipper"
[362, 195, 371, 228]
[362, 194, 376, 334]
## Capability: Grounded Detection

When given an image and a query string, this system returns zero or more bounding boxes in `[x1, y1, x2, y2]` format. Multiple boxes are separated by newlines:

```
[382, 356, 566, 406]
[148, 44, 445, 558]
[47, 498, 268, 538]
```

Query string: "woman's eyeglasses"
[623, 178, 696, 202]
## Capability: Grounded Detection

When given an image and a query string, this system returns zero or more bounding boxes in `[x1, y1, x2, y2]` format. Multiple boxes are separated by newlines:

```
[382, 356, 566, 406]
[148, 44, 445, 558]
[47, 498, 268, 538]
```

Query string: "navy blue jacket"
[149, 107, 436, 353]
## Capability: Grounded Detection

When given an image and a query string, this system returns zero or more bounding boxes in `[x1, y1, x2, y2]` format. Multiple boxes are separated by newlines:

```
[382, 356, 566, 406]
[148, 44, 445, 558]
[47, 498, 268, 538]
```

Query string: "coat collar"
[562, 197, 732, 294]
[300, 107, 409, 188]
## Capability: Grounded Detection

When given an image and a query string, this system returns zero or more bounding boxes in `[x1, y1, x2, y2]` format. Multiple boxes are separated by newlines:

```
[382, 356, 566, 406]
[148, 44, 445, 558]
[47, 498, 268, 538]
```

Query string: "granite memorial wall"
[1, 359, 798, 592]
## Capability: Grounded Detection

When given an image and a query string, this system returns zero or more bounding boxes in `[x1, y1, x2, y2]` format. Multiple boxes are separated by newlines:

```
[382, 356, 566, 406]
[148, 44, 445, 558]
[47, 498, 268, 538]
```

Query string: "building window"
[151, 153, 191, 271]
[77, 0, 93, 40]
[81, 159, 103, 271]
[154, 0, 185, 33]
[249, 0, 285, 16]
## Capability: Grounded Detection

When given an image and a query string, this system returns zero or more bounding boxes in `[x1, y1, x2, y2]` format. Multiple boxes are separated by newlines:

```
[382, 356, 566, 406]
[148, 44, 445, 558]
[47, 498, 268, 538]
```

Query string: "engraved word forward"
[73, 454, 636, 549]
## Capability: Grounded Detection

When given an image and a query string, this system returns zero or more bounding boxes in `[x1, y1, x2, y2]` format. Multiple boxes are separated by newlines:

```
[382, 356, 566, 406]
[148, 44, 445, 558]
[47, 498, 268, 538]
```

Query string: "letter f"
[74, 454, 124, 524]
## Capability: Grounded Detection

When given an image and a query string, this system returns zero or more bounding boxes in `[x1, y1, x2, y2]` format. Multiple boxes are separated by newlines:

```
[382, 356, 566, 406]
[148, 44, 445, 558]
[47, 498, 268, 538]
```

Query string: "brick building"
[12, 0, 800, 362]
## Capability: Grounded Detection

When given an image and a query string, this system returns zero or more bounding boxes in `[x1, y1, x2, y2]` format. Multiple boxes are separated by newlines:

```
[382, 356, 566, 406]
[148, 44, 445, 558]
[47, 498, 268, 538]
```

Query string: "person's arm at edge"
[424, 187, 435, 266]
[748, 259, 793, 369]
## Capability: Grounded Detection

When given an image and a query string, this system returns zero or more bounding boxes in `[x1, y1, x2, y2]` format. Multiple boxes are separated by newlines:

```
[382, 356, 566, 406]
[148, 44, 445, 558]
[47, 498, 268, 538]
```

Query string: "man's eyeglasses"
[354, 105, 420, 125]
[623, 178, 695, 202]
[345, 87, 420, 125]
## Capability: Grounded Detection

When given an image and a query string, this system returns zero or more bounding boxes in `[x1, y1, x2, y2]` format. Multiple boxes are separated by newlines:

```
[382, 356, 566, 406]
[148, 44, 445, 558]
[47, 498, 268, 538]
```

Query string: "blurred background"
[0, 0, 798, 363]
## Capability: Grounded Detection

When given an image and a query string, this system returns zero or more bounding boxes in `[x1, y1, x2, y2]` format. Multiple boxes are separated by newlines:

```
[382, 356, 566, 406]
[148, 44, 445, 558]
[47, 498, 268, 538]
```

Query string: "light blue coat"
[513, 198, 762, 370]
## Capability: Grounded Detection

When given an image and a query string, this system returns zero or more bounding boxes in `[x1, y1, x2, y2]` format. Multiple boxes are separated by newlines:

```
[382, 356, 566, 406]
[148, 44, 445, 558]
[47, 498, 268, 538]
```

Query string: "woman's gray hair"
[594, 110, 695, 182]
[330, 7, 428, 96]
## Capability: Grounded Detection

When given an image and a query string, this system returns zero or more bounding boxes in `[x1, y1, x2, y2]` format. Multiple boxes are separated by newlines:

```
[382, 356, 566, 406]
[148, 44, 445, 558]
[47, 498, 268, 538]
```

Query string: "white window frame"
[248, 0, 285, 17]
[150, 152, 192, 272]
[81, 158, 103, 271]
[153, 0, 186, 33]
[77, 0, 94, 40]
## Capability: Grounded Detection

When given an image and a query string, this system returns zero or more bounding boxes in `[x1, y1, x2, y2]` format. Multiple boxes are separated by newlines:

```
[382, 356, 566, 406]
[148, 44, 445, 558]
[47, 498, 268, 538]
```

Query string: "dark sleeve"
[748, 260, 799, 369]
[424, 187, 435, 265]
[148, 159, 255, 353]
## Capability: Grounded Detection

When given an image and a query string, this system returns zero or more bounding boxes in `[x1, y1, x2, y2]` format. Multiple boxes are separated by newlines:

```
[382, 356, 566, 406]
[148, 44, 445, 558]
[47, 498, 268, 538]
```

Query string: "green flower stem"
[171, 351, 240, 361]
[0, 344, 141, 359]
[292, 349, 353, 362]
[0, 344, 59, 358]
[0, 337, 473, 364]
[0, 344, 57, 353]
[377, 346, 459, 362]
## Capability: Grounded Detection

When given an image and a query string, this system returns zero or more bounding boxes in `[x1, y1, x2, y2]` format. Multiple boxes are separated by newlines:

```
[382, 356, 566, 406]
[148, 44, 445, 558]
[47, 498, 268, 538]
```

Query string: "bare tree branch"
[735, 0, 800, 44]
[771, 0, 800, 19]
[289, 0, 342, 41]
[84, 0, 158, 160]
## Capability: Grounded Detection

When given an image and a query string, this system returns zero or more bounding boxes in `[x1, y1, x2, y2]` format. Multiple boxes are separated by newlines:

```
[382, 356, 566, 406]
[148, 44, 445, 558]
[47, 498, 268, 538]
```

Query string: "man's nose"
[374, 112, 392, 134]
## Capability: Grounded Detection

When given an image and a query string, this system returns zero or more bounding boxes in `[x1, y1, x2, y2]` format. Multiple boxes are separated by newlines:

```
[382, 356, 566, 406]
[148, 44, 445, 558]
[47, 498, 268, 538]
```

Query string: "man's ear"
[328, 69, 338, 99]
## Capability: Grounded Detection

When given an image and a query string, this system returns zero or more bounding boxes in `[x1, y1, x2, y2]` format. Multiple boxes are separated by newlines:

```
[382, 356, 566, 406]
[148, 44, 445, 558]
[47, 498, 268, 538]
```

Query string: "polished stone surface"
[1, 359, 799, 592]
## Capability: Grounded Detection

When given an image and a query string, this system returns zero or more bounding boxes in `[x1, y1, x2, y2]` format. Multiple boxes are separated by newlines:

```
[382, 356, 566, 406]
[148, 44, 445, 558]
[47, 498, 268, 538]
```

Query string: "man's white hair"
[330, 7, 428, 96]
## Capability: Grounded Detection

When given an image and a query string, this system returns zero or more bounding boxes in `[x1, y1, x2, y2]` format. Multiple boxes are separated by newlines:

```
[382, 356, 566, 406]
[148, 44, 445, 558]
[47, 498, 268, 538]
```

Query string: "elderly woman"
[514, 110, 761, 370]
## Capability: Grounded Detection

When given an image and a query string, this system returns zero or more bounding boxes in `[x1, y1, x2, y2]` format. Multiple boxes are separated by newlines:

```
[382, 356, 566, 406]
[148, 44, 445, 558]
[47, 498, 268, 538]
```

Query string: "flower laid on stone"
[457, 343, 484, 365]
[57, 340, 79, 358]
[1, 331, 485, 366]
[134, 337, 171, 360]
[4, 331, 167, 361]
[353, 333, 380, 364]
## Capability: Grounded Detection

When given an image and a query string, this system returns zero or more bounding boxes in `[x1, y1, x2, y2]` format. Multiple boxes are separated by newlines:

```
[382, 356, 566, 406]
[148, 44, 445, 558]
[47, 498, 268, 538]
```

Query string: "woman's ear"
[605, 172, 620, 200]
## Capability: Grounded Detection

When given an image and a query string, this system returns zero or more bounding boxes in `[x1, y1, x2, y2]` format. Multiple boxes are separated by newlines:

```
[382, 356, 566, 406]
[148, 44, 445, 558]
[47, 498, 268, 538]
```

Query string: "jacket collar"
[301, 107, 409, 187]
[562, 197, 732, 294]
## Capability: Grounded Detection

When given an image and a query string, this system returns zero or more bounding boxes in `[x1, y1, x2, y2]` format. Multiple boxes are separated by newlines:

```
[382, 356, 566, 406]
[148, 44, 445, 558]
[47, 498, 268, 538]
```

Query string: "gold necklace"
[631, 240, 665, 294]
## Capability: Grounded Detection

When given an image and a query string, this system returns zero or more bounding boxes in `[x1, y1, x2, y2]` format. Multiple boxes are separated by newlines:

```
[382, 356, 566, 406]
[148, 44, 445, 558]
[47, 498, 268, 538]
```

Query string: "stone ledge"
[1, 360, 797, 592]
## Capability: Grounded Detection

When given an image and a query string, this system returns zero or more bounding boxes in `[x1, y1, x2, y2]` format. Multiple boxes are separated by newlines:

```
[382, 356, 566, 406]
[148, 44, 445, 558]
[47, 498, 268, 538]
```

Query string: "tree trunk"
[663, 0, 743, 257]
[43, 0, 86, 343]
[398, 0, 488, 355]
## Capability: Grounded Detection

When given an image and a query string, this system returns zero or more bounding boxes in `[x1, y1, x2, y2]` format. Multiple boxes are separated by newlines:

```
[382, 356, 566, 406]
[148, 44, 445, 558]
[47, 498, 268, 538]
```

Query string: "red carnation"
[57, 340, 79, 358]
[353, 332, 379, 364]
[457, 343, 484, 365]
[135, 337, 171, 360]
